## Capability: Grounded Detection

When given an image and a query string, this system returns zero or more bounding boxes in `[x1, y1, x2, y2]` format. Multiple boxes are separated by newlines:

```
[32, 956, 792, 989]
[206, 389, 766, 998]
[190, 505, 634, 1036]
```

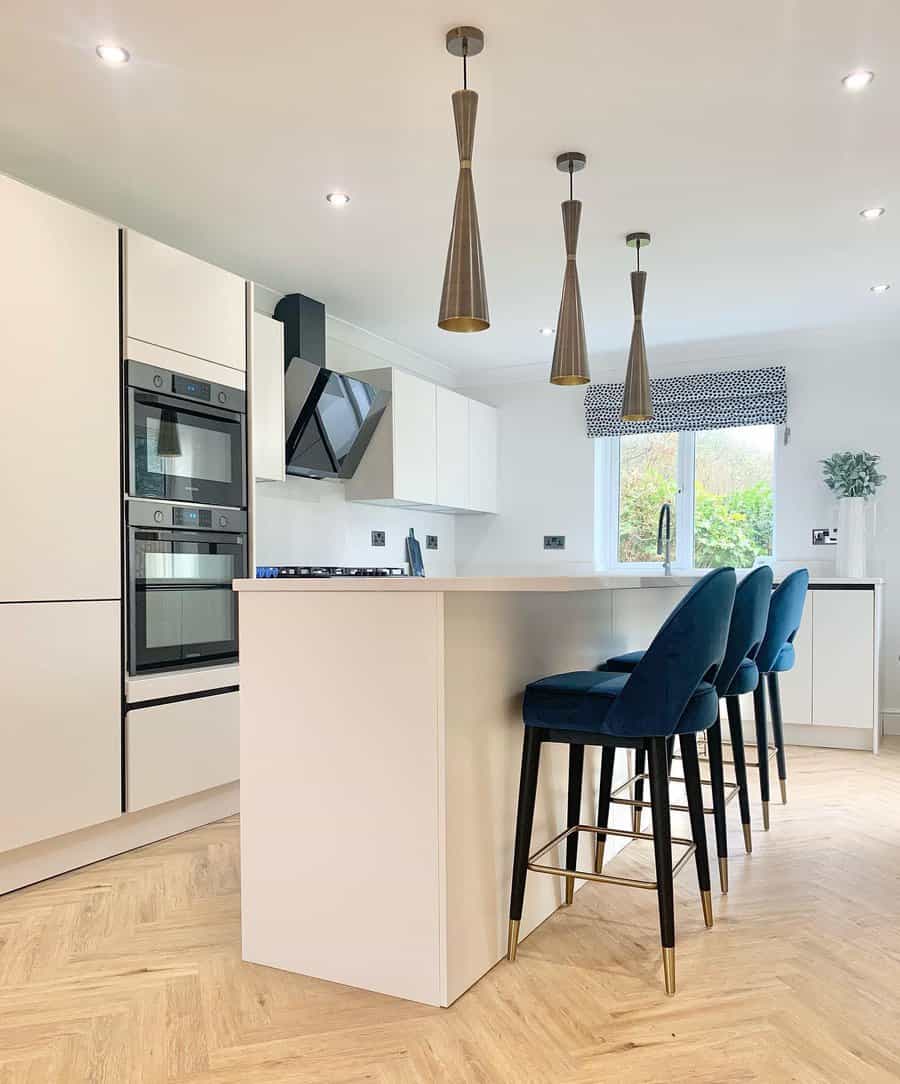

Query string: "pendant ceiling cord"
[636, 237, 641, 272]
[462, 40, 468, 89]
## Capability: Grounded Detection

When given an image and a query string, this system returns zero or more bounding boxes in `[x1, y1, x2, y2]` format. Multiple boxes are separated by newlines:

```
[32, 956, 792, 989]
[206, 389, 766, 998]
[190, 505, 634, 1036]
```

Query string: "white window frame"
[595, 427, 776, 573]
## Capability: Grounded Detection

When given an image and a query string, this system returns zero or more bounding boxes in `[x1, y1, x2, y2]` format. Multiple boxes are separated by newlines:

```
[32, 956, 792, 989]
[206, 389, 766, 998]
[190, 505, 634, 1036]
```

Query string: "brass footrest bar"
[611, 773, 740, 816]
[700, 741, 779, 769]
[527, 823, 695, 892]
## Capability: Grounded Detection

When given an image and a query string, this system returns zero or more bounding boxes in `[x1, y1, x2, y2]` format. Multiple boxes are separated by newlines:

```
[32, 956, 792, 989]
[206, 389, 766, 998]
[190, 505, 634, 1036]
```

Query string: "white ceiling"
[2, 1, 899, 379]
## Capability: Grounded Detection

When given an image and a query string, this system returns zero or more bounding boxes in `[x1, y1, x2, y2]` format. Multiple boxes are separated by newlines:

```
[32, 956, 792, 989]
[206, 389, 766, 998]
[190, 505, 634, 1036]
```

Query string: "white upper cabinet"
[436, 387, 470, 509]
[347, 368, 497, 514]
[252, 311, 286, 482]
[393, 370, 438, 505]
[467, 398, 499, 514]
[125, 230, 246, 371]
[0, 175, 120, 603]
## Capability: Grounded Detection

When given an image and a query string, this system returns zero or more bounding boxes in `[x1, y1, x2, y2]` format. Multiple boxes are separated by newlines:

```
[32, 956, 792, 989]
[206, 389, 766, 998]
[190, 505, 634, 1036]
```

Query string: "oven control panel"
[128, 500, 248, 533]
[127, 359, 246, 413]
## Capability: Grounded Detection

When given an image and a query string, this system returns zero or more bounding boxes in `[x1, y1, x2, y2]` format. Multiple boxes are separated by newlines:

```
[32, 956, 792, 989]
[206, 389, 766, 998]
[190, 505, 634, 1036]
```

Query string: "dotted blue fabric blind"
[584, 364, 787, 438]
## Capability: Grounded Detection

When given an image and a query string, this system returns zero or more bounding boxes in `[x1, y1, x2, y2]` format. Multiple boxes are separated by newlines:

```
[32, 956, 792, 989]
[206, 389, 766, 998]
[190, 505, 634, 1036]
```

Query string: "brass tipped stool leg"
[725, 695, 754, 853]
[767, 672, 789, 805]
[753, 683, 772, 830]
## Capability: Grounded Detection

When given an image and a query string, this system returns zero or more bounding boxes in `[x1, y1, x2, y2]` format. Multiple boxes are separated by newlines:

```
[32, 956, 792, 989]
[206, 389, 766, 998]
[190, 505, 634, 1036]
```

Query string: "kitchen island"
[235, 572, 882, 1007]
[235, 574, 697, 1006]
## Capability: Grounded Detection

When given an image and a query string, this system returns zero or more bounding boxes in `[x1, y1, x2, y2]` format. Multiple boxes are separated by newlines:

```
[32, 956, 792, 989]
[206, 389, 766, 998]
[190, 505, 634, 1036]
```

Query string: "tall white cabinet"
[0, 174, 120, 603]
[0, 176, 121, 852]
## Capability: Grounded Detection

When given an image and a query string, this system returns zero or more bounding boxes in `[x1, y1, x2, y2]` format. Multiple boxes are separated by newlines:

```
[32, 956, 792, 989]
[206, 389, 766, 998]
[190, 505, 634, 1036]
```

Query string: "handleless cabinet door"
[0, 175, 119, 603]
[392, 371, 437, 505]
[435, 387, 469, 509]
[125, 230, 246, 371]
[0, 601, 121, 852]
[812, 590, 875, 728]
[251, 312, 286, 482]
[773, 597, 813, 725]
[468, 399, 498, 513]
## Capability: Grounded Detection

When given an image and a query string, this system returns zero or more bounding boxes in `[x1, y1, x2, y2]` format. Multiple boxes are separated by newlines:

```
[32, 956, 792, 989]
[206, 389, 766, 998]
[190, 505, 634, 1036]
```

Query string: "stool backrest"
[606, 567, 736, 737]
[755, 568, 809, 674]
[715, 565, 774, 695]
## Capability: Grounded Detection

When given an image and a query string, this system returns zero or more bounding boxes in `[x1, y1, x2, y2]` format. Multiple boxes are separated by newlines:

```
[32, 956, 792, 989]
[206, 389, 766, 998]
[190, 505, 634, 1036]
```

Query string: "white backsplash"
[253, 476, 457, 576]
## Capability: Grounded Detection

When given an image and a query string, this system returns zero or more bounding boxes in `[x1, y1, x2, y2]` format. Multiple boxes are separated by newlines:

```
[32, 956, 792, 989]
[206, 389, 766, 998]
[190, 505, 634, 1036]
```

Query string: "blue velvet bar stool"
[506, 568, 736, 996]
[603, 565, 774, 885]
[747, 568, 809, 829]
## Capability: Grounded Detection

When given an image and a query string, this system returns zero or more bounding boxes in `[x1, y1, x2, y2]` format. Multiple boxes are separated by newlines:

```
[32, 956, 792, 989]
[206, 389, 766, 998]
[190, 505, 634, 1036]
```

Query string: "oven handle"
[129, 528, 246, 546]
[130, 386, 244, 424]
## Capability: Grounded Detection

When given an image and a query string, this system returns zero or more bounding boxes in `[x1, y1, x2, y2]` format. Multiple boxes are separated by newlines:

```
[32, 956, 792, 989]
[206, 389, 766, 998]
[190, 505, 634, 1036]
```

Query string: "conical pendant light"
[157, 407, 182, 458]
[550, 152, 590, 385]
[621, 231, 653, 420]
[438, 27, 489, 333]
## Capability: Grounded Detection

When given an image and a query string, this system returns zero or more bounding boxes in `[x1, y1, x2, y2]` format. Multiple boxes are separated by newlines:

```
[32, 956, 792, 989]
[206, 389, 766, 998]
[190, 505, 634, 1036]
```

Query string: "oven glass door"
[129, 529, 246, 674]
[130, 390, 246, 508]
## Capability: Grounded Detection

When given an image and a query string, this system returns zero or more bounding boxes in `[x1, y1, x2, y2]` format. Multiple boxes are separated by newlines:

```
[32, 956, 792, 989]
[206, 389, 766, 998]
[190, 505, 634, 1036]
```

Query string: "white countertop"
[233, 573, 883, 593]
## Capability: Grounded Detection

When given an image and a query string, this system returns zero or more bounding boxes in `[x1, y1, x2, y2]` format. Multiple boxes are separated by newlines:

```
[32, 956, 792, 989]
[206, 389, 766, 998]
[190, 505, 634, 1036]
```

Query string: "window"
[599, 425, 775, 571]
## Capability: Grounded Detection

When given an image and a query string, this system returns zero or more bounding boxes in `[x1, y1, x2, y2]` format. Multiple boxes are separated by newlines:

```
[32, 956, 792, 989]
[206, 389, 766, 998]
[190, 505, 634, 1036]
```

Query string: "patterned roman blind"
[584, 364, 787, 438]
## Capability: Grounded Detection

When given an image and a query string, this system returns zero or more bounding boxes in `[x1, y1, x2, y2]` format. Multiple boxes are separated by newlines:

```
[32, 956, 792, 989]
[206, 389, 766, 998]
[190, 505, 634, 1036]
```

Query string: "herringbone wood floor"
[1, 741, 899, 1083]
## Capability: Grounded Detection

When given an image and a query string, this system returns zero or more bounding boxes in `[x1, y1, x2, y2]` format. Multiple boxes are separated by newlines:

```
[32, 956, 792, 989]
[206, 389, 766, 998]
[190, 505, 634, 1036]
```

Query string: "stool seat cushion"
[523, 671, 719, 737]
[770, 643, 795, 672]
[724, 657, 759, 696]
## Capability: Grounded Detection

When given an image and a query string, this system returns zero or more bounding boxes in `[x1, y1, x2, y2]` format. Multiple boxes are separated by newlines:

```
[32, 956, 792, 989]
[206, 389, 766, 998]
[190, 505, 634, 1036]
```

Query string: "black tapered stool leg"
[680, 733, 714, 928]
[564, 743, 585, 905]
[753, 682, 771, 830]
[725, 695, 753, 853]
[508, 727, 543, 961]
[647, 737, 676, 995]
[666, 735, 676, 771]
[706, 711, 729, 893]
[767, 672, 788, 804]
[633, 747, 646, 834]
[595, 746, 616, 873]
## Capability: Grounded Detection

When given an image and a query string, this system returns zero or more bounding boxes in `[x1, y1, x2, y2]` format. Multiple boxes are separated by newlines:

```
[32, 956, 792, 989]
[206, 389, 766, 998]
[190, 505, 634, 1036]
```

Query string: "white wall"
[455, 325, 900, 711]
[252, 288, 458, 577]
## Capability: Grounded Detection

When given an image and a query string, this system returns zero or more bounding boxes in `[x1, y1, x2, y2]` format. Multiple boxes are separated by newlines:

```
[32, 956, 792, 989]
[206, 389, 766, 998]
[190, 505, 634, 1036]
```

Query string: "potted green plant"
[820, 451, 886, 576]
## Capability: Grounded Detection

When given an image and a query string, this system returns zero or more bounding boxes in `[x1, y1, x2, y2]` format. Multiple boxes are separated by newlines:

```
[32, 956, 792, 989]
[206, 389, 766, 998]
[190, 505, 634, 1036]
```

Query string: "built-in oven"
[126, 360, 247, 509]
[126, 501, 248, 676]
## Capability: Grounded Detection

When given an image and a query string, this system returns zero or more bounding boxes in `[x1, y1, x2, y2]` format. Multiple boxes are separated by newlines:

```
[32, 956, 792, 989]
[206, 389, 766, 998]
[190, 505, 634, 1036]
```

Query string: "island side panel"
[442, 586, 687, 1004]
[239, 589, 446, 1006]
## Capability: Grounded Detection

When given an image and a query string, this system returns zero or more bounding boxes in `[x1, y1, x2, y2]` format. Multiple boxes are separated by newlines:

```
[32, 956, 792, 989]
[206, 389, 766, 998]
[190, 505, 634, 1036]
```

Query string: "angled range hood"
[274, 294, 389, 481]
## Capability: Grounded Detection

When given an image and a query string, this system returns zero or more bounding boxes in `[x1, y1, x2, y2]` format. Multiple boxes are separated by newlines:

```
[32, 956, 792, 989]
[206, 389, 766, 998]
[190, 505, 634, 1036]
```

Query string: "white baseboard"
[0, 782, 239, 896]
[735, 721, 872, 751]
[882, 712, 900, 736]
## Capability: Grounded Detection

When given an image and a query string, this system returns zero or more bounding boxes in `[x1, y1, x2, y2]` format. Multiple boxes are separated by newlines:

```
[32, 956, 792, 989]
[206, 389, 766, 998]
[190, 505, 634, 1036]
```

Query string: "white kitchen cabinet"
[125, 691, 240, 812]
[393, 370, 438, 504]
[0, 175, 120, 603]
[436, 386, 470, 508]
[252, 311, 286, 482]
[468, 398, 499, 513]
[773, 596, 813, 725]
[347, 368, 497, 514]
[0, 601, 121, 853]
[811, 590, 874, 728]
[125, 230, 246, 371]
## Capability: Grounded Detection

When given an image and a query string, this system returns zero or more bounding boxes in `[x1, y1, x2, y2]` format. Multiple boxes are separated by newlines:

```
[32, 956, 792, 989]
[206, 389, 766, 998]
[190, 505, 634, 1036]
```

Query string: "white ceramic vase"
[836, 496, 867, 577]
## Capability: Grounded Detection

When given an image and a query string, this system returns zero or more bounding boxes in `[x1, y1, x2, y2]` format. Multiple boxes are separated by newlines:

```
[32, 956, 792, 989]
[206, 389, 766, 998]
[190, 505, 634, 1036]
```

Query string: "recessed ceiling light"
[96, 43, 130, 65]
[538, 327, 555, 336]
[859, 207, 885, 220]
[870, 282, 891, 294]
[842, 69, 874, 91]
[325, 192, 350, 206]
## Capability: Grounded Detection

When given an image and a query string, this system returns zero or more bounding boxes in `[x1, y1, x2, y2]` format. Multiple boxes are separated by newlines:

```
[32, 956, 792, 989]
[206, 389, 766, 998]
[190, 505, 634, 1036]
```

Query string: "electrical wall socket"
[371, 530, 386, 547]
[544, 535, 566, 550]
[426, 535, 439, 550]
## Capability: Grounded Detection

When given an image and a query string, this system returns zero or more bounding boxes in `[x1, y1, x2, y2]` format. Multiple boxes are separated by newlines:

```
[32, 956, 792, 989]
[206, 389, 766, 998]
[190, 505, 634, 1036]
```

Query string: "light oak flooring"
[1, 741, 899, 1083]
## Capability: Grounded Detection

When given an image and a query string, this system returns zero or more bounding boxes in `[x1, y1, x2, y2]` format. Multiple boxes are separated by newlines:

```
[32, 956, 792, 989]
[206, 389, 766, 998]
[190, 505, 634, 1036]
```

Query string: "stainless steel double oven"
[125, 361, 248, 676]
